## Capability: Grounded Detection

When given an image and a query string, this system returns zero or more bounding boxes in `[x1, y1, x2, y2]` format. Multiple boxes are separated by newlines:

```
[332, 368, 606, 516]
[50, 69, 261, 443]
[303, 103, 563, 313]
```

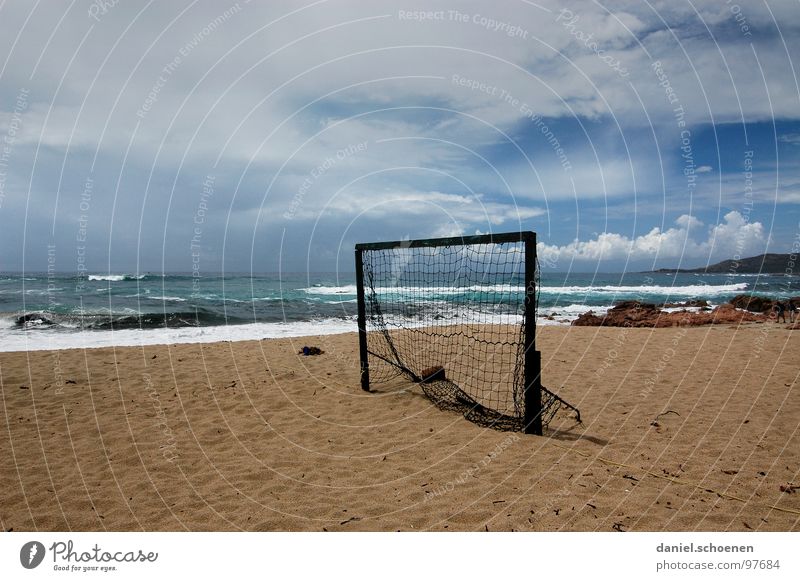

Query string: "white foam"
[542, 283, 747, 296]
[146, 296, 187, 302]
[0, 308, 548, 351]
[541, 303, 610, 316]
[302, 285, 359, 295]
[25, 288, 64, 295]
[0, 296, 733, 352]
[303, 283, 524, 296]
[0, 318, 359, 352]
[87, 274, 146, 282]
[302, 282, 749, 297]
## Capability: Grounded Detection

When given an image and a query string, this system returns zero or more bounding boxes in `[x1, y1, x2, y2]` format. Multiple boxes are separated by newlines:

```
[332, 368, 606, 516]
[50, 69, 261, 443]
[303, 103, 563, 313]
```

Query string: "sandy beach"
[1, 324, 798, 532]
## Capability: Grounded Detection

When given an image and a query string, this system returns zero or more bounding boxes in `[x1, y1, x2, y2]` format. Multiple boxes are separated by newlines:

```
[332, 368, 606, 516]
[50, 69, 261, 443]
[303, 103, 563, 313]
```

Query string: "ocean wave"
[540, 303, 611, 316]
[540, 283, 748, 296]
[5, 308, 235, 331]
[304, 283, 523, 296]
[0, 318, 358, 352]
[303, 284, 359, 295]
[12, 313, 57, 329]
[0, 312, 583, 352]
[25, 288, 64, 294]
[303, 281, 748, 297]
[146, 295, 188, 302]
[88, 274, 147, 282]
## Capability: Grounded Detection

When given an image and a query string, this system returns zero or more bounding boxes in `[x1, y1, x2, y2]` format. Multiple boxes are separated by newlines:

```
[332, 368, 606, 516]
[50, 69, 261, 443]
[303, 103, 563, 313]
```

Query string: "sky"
[0, 0, 798, 274]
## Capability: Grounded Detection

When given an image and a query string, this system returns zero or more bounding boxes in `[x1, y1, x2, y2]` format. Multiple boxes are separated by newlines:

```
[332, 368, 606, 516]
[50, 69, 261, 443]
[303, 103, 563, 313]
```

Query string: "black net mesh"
[359, 238, 580, 432]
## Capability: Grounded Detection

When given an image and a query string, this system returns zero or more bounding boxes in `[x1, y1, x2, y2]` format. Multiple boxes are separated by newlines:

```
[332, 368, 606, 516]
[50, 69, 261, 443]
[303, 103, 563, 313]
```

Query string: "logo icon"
[20, 541, 46, 569]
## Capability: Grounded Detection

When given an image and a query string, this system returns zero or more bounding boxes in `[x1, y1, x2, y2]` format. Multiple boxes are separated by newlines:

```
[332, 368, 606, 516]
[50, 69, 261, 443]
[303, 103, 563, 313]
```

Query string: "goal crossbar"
[355, 231, 534, 251]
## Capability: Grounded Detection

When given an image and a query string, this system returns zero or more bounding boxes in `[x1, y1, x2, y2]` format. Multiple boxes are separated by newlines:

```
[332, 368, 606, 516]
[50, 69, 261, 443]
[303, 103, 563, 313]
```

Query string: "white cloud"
[538, 211, 768, 264]
[675, 214, 703, 229]
[313, 189, 544, 227]
[779, 134, 800, 146]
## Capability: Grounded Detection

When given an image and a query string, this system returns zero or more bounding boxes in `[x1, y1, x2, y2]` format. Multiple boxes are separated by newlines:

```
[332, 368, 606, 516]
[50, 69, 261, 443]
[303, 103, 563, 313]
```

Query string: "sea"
[0, 271, 796, 352]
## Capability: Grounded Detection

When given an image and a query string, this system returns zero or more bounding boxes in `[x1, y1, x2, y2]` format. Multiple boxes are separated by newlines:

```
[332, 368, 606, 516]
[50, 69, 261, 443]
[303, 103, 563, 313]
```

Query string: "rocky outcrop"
[728, 294, 774, 313]
[14, 312, 55, 328]
[572, 301, 767, 328]
[728, 294, 800, 313]
[572, 301, 659, 327]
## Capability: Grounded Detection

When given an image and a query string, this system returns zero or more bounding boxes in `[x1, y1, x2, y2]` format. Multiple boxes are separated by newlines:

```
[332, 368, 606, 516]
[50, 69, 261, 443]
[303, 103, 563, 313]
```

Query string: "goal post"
[522, 231, 542, 435]
[355, 231, 577, 435]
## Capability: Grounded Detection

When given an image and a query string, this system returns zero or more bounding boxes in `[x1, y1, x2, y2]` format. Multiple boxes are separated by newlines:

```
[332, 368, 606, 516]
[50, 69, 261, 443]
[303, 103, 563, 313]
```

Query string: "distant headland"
[648, 253, 798, 275]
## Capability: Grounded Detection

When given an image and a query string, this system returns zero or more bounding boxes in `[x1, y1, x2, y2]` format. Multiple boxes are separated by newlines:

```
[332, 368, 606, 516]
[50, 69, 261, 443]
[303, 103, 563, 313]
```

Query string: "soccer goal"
[354, 231, 580, 435]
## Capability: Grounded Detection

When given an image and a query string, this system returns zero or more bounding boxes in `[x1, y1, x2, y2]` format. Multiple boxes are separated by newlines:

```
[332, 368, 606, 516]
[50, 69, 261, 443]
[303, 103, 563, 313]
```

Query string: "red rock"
[572, 310, 605, 326]
[571, 301, 767, 327]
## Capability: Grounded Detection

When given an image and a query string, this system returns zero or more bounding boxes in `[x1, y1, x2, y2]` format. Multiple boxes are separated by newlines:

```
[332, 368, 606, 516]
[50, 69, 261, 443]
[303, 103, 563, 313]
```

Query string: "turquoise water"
[0, 271, 795, 351]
